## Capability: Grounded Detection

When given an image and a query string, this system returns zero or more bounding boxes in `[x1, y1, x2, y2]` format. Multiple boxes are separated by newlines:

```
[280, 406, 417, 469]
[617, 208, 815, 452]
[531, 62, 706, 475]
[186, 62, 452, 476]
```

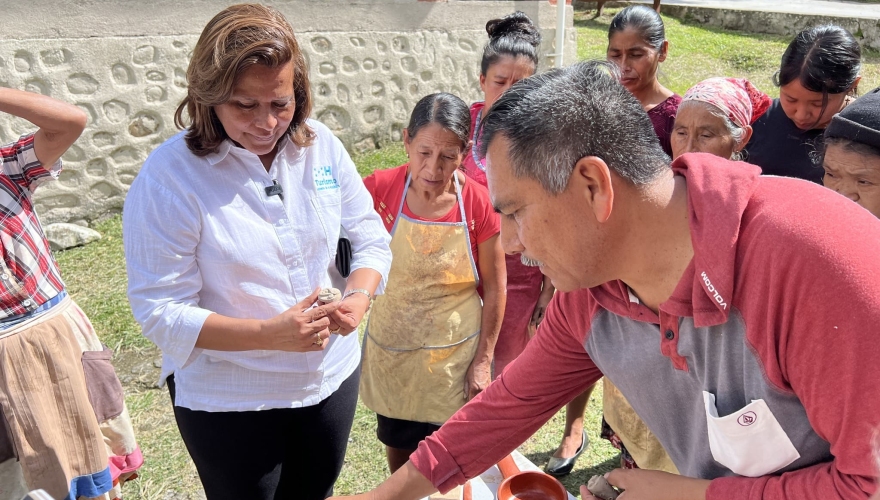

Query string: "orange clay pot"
[495, 454, 568, 500]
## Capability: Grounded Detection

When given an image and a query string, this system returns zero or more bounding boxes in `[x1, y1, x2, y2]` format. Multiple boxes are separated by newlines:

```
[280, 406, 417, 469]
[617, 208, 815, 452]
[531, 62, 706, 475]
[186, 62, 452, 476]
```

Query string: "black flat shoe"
[544, 430, 589, 477]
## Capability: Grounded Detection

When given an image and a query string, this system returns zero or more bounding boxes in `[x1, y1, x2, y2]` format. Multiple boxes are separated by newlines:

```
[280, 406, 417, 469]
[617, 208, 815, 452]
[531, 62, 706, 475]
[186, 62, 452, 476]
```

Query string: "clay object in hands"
[587, 475, 620, 500]
[318, 287, 342, 305]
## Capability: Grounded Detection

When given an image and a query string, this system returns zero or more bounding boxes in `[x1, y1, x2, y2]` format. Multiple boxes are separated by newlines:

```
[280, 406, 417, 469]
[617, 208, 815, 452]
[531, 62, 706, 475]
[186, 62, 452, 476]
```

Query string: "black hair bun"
[486, 11, 542, 48]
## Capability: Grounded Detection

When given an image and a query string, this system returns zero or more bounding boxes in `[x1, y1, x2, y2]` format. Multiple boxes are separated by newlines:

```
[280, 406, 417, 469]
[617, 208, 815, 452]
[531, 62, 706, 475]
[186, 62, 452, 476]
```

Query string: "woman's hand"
[579, 470, 710, 500]
[327, 292, 371, 336]
[261, 288, 340, 352]
[327, 268, 382, 335]
[464, 356, 492, 401]
[529, 277, 555, 337]
[530, 290, 553, 332]
[466, 234, 505, 401]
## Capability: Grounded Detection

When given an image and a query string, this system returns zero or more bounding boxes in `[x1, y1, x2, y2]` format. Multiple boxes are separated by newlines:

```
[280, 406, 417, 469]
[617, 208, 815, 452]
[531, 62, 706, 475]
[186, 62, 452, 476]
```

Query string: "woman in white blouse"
[122, 4, 392, 499]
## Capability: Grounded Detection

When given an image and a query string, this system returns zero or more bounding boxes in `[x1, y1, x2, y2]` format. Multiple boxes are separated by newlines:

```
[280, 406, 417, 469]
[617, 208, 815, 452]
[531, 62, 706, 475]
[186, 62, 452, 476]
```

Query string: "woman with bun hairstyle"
[606, 5, 681, 157]
[463, 11, 541, 189]
[463, 12, 553, 386]
[747, 25, 861, 183]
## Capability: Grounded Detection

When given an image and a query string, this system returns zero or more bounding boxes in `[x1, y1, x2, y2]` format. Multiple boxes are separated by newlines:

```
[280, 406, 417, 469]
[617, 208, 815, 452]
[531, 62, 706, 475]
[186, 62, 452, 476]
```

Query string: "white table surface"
[422, 451, 578, 500]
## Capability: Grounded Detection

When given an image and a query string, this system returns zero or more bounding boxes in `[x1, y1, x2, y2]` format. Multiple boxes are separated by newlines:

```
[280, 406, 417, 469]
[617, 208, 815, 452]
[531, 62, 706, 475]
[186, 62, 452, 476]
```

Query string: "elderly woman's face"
[671, 103, 743, 160]
[823, 142, 880, 219]
[404, 122, 465, 193]
[214, 61, 296, 162]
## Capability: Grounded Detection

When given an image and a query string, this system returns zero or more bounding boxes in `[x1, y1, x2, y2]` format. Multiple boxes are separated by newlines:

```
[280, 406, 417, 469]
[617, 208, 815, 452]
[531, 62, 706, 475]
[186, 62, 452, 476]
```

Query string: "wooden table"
[424, 451, 578, 500]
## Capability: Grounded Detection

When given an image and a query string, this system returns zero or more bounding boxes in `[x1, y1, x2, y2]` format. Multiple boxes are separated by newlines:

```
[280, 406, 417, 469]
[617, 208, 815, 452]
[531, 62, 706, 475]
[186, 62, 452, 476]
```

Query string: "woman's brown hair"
[174, 3, 314, 156]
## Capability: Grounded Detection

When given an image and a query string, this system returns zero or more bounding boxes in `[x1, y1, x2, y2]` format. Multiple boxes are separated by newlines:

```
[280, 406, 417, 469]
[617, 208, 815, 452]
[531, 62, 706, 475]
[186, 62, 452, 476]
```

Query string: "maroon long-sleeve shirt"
[411, 153, 880, 499]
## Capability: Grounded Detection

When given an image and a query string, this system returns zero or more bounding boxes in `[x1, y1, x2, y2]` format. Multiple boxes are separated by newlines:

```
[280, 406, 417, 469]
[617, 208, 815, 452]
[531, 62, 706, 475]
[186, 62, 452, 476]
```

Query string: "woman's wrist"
[472, 344, 493, 365]
[198, 314, 273, 351]
[343, 288, 372, 302]
[257, 316, 283, 350]
[341, 292, 372, 316]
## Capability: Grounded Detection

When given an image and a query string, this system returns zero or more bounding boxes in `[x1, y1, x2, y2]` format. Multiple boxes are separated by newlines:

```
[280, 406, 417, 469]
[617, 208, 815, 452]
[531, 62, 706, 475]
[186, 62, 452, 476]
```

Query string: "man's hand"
[580, 470, 710, 500]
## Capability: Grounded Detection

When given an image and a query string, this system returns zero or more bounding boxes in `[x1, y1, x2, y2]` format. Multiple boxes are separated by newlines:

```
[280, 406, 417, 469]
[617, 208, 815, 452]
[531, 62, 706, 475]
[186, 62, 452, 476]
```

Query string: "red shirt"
[411, 153, 880, 499]
[363, 164, 499, 267]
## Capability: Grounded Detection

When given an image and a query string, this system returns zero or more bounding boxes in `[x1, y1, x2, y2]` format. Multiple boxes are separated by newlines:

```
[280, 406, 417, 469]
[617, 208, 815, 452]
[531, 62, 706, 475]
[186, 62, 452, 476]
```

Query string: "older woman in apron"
[362, 92, 506, 473]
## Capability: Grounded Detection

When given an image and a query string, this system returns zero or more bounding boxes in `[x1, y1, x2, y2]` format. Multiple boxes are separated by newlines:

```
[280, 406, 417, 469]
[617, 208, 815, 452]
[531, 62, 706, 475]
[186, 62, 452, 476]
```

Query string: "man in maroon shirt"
[332, 61, 880, 500]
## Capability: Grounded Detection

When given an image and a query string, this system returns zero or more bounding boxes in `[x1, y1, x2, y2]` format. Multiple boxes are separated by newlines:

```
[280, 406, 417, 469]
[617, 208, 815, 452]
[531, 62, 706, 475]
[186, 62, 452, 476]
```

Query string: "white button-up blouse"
[123, 120, 392, 412]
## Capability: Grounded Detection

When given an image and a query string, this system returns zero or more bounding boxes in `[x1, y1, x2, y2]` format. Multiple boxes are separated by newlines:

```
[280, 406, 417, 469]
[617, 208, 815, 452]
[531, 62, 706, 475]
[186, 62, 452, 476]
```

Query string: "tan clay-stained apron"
[361, 172, 481, 424]
[603, 378, 678, 473]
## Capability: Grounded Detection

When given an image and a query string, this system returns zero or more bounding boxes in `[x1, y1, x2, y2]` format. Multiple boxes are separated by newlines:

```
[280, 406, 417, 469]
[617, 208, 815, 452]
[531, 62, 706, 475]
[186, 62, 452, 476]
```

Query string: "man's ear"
[571, 156, 614, 223]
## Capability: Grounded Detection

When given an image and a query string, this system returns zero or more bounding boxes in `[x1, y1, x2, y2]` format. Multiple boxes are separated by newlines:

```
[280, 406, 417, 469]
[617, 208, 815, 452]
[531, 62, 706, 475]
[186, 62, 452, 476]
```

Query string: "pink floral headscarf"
[682, 77, 771, 128]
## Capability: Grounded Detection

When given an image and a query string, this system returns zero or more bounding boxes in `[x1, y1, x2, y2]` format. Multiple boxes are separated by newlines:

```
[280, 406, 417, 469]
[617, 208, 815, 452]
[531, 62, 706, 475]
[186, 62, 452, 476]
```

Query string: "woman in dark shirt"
[747, 25, 861, 184]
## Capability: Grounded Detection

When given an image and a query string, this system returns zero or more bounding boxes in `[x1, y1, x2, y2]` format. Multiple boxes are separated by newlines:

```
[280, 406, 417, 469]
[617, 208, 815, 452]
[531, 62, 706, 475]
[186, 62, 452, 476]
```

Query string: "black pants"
[168, 368, 360, 500]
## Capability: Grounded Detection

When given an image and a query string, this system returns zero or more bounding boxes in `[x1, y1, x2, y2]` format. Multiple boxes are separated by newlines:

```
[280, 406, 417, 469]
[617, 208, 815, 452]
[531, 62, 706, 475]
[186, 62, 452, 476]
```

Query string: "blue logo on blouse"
[314, 165, 339, 191]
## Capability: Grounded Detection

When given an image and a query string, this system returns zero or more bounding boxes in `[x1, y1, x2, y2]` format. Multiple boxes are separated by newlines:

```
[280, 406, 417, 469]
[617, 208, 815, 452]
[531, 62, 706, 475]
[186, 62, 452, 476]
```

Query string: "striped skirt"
[0, 297, 142, 500]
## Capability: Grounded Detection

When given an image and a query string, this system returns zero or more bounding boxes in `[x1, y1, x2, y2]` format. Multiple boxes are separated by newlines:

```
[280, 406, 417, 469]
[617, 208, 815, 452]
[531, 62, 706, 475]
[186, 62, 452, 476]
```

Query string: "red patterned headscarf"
[682, 77, 771, 128]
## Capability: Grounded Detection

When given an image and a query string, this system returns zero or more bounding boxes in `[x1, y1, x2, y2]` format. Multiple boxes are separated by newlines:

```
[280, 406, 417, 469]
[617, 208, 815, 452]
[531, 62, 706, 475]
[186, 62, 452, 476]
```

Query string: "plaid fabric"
[0, 133, 64, 320]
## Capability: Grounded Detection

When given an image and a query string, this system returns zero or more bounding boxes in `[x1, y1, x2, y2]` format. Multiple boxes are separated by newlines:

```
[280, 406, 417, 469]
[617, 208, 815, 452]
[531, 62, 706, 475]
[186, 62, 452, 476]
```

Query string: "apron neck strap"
[401, 171, 467, 225]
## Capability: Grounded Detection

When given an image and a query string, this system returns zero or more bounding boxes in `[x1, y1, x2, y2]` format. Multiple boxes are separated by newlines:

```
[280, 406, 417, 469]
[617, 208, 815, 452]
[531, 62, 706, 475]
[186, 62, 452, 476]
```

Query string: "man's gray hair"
[479, 60, 670, 193]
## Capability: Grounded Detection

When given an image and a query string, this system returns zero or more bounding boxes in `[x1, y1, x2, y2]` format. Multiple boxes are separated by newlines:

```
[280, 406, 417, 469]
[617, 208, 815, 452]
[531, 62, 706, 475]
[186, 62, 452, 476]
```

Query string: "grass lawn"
[574, 8, 880, 96]
[53, 11, 880, 499]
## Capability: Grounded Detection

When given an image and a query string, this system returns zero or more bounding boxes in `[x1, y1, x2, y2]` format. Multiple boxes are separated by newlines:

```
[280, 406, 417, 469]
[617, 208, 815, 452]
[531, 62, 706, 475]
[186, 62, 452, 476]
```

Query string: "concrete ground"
[0, 459, 28, 500]
[626, 0, 880, 20]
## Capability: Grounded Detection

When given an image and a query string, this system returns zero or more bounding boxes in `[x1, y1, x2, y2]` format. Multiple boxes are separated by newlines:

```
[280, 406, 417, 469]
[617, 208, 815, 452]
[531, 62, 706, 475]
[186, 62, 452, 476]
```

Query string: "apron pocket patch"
[82, 345, 125, 422]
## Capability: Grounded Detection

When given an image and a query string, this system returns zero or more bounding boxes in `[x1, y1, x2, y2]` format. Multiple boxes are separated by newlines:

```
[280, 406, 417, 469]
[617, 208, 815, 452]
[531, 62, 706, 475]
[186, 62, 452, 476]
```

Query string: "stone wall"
[0, 0, 575, 225]
[657, 5, 880, 51]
